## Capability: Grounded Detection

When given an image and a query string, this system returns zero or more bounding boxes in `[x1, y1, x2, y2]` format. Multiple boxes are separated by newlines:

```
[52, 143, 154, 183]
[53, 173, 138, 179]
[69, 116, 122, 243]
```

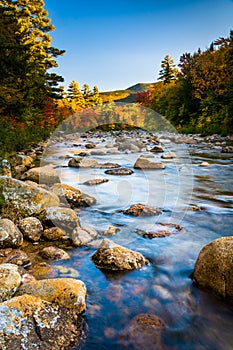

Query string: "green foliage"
[149, 31, 233, 135]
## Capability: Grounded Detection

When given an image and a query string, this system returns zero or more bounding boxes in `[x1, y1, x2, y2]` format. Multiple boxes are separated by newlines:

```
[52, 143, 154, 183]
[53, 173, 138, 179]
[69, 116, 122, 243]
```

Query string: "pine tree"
[67, 81, 86, 109]
[0, 0, 65, 121]
[158, 55, 178, 84]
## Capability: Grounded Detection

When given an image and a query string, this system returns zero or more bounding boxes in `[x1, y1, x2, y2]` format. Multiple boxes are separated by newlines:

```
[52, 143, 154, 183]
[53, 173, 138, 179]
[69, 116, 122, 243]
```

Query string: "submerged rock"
[92, 239, 148, 271]
[123, 203, 162, 216]
[119, 313, 167, 350]
[102, 225, 120, 236]
[18, 217, 43, 242]
[0, 294, 87, 350]
[134, 156, 165, 170]
[193, 236, 233, 299]
[0, 219, 23, 248]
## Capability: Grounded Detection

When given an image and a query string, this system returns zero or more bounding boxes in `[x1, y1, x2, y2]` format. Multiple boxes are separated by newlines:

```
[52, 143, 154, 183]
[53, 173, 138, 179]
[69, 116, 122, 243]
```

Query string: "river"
[42, 130, 233, 350]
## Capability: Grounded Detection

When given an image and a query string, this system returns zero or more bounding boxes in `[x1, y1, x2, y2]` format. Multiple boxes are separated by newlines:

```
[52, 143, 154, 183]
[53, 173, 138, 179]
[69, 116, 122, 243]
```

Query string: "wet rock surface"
[105, 168, 134, 175]
[134, 156, 165, 169]
[123, 203, 162, 216]
[18, 217, 43, 242]
[39, 246, 70, 261]
[0, 263, 22, 302]
[0, 218, 23, 248]
[92, 239, 148, 270]
[21, 166, 60, 184]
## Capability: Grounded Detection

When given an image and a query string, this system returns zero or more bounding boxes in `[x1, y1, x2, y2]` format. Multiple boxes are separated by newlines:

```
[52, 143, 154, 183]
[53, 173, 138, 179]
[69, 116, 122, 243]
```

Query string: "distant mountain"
[100, 82, 155, 103]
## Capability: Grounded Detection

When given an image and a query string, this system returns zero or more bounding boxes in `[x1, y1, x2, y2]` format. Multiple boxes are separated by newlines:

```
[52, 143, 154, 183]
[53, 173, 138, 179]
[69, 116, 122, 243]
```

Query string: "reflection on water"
[42, 134, 233, 350]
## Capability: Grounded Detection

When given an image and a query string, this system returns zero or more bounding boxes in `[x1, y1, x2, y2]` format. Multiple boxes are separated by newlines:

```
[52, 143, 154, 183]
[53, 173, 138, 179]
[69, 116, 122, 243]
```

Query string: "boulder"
[21, 166, 60, 184]
[0, 219, 23, 248]
[0, 294, 87, 350]
[134, 156, 165, 170]
[68, 156, 98, 168]
[161, 152, 176, 159]
[39, 246, 70, 261]
[44, 206, 80, 231]
[119, 313, 167, 350]
[92, 239, 148, 271]
[71, 226, 98, 247]
[193, 237, 233, 299]
[3, 250, 30, 267]
[18, 217, 43, 242]
[0, 176, 60, 216]
[0, 263, 22, 302]
[123, 203, 162, 216]
[16, 278, 87, 314]
[105, 168, 134, 176]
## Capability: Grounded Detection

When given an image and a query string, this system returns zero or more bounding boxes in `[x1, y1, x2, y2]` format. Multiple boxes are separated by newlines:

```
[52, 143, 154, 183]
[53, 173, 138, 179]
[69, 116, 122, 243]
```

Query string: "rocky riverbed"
[0, 130, 233, 349]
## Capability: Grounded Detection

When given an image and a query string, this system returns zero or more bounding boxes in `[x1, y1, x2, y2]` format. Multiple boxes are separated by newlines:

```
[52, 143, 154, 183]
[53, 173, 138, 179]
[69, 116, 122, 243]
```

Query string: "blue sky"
[45, 0, 233, 91]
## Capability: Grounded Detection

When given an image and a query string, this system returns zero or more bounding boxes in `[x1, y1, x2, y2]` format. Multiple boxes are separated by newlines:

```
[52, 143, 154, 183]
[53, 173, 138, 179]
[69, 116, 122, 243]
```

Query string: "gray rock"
[0, 263, 22, 302]
[193, 237, 233, 299]
[0, 219, 23, 248]
[71, 226, 98, 246]
[18, 217, 43, 242]
[134, 156, 165, 170]
[92, 239, 148, 270]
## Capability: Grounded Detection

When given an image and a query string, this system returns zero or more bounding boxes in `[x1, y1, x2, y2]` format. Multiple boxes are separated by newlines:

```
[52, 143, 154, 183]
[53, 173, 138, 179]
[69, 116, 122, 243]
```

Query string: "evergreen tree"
[0, 0, 65, 121]
[67, 80, 86, 109]
[158, 55, 178, 84]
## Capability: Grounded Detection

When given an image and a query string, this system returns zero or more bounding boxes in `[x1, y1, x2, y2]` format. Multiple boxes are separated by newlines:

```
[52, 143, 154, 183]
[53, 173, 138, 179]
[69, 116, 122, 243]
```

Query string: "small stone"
[39, 246, 70, 261]
[103, 225, 120, 236]
[150, 145, 164, 152]
[161, 152, 176, 159]
[199, 161, 210, 166]
[84, 178, 109, 186]
[3, 250, 30, 267]
[105, 168, 134, 176]
[71, 226, 98, 246]
[123, 203, 162, 216]
[98, 162, 121, 169]
[134, 156, 165, 170]
[85, 143, 96, 149]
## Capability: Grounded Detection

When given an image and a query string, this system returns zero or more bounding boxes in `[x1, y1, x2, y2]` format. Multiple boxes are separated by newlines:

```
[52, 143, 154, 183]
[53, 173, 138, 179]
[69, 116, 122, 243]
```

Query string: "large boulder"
[16, 278, 87, 314]
[0, 176, 60, 216]
[0, 219, 23, 248]
[0, 294, 87, 350]
[21, 166, 60, 184]
[92, 239, 148, 271]
[0, 263, 22, 302]
[193, 237, 233, 299]
[134, 156, 165, 170]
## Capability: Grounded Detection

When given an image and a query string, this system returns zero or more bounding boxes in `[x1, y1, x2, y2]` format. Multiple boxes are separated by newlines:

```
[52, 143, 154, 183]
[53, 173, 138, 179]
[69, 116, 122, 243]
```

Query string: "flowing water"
[42, 132, 233, 350]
